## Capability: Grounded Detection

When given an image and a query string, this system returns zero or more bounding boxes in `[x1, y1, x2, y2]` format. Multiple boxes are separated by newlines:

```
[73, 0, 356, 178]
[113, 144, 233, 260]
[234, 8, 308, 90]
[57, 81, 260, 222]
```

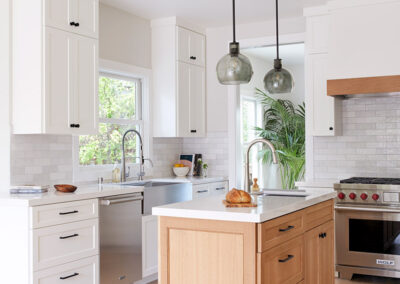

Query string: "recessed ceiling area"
[100, 0, 327, 28]
[242, 43, 305, 66]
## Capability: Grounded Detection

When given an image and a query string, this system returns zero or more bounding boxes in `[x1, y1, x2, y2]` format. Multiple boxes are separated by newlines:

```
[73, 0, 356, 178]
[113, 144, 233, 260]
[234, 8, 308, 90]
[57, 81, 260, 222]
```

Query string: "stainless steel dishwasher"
[100, 192, 144, 284]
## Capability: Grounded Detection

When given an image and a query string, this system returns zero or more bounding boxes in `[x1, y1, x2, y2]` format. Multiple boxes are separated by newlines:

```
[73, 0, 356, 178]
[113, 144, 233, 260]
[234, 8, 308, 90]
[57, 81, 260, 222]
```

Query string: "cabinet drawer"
[304, 199, 333, 231]
[33, 219, 99, 271]
[258, 236, 304, 284]
[31, 199, 98, 228]
[192, 184, 211, 199]
[258, 210, 304, 252]
[209, 181, 229, 195]
[33, 255, 98, 284]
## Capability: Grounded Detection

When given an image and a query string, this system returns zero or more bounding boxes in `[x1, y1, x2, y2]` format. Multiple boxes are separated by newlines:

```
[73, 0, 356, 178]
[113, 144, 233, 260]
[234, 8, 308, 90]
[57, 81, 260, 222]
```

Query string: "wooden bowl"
[54, 184, 77, 193]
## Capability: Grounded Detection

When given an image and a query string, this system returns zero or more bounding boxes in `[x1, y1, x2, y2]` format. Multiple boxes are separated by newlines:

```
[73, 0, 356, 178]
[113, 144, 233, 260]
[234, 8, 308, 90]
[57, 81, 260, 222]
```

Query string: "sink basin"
[121, 181, 182, 187]
[252, 189, 310, 197]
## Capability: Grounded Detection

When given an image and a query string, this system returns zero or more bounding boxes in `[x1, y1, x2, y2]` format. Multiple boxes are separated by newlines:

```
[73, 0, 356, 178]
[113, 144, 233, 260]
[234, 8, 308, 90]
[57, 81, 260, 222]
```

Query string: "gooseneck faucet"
[121, 129, 153, 182]
[244, 138, 278, 193]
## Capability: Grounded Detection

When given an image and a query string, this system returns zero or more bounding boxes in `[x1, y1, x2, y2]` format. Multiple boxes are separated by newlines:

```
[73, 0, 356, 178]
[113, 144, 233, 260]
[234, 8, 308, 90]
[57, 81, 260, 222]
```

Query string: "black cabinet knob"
[329, 127, 333, 131]
[190, 56, 197, 60]
[70, 124, 75, 128]
[74, 22, 79, 27]
[75, 124, 80, 128]
[70, 21, 76, 26]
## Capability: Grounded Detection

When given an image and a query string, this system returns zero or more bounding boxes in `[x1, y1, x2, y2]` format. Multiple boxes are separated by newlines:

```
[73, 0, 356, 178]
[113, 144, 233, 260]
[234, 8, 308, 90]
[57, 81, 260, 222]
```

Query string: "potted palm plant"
[254, 88, 305, 189]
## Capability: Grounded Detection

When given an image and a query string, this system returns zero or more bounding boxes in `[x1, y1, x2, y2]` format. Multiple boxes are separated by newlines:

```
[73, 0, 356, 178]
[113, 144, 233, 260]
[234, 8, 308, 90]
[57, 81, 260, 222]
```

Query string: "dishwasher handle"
[101, 195, 143, 206]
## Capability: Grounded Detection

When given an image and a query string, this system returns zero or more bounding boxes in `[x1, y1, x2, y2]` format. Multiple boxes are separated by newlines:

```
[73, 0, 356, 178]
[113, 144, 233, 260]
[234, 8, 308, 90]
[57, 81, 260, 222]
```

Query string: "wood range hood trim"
[327, 75, 400, 96]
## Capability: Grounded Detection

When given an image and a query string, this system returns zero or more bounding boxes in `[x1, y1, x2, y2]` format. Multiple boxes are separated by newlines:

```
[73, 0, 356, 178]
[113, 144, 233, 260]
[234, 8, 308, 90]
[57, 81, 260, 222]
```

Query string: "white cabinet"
[152, 18, 206, 137]
[45, 0, 99, 39]
[142, 215, 158, 278]
[327, 0, 400, 81]
[304, 7, 341, 136]
[192, 181, 229, 199]
[13, 0, 98, 135]
[177, 62, 206, 137]
[177, 27, 206, 67]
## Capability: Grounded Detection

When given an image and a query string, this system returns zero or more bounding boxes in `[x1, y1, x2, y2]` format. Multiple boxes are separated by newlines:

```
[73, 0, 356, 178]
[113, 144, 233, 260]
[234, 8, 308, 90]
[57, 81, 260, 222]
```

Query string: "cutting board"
[223, 200, 257, 208]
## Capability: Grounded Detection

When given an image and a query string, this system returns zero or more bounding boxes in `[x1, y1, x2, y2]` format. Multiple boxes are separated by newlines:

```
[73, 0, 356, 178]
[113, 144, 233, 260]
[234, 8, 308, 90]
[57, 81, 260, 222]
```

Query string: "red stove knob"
[349, 193, 357, 200]
[372, 193, 380, 201]
[337, 192, 346, 200]
[360, 193, 368, 200]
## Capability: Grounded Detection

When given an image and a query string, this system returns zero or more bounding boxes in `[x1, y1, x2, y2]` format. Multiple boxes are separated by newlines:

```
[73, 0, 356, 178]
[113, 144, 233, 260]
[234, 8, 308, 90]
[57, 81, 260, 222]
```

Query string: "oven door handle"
[335, 205, 400, 213]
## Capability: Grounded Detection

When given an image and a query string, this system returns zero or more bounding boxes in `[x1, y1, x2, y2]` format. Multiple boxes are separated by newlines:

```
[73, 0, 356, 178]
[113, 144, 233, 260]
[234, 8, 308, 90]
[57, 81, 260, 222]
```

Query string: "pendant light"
[264, 0, 294, 94]
[216, 0, 253, 85]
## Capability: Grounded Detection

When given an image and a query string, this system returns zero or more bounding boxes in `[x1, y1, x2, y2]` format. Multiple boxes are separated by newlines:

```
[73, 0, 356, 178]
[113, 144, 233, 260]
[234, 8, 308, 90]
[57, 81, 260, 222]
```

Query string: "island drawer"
[257, 235, 304, 284]
[32, 219, 99, 271]
[304, 200, 334, 231]
[257, 210, 304, 252]
[31, 199, 98, 228]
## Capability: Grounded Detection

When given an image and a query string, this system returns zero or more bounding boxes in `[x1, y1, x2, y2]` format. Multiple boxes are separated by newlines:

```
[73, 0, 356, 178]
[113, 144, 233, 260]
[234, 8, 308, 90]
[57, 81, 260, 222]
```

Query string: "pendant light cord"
[275, 0, 279, 59]
[232, 0, 236, 43]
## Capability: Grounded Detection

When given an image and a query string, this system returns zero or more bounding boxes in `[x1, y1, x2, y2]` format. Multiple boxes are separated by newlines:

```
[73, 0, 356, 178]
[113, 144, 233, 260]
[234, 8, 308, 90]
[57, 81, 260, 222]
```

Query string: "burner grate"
[340, 177, 400, 185]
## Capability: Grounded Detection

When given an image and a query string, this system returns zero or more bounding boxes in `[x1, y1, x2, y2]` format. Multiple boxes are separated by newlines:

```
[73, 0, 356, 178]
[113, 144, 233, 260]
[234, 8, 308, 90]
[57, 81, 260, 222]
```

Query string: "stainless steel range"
[335, 177, 400, 280]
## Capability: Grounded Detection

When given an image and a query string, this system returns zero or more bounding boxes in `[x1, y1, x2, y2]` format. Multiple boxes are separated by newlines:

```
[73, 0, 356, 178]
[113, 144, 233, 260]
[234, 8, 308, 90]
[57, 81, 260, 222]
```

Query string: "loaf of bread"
[226, 188, 251, 204]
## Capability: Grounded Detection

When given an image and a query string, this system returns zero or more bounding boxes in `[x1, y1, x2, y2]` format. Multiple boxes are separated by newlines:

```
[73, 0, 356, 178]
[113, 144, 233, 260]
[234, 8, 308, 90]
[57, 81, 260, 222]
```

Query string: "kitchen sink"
[122, 181, 182, 187]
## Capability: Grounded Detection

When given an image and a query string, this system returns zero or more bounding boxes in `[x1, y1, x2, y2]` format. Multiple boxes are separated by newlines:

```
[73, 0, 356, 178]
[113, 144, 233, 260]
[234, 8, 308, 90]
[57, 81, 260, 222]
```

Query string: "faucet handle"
[125, 166, 131, 178]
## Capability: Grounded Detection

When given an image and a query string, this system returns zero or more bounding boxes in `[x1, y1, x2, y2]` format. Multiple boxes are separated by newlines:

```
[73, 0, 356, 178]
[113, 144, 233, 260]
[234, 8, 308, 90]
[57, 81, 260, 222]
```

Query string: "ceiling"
[100, 0, 327, 28]
[242, 43, 305, 65]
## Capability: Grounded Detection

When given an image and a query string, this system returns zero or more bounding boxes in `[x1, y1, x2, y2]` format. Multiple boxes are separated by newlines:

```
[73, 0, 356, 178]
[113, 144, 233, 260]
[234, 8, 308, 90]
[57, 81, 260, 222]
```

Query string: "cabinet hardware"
[190, 130, 197, 133]
[329, 127, 333, 130]
[196, 190, 208, 193]
[279, 225, 294, 232]
[190, 56, 197, 60]
[70, 124, 75, 128]
[319, 232, 327, 238]
[59, 210, 79, 215]
[74, 22, 80, 27]
[70, 21, 76, 26]
[59, 233, 79, 240]
[215, 187, 225, 190]
[75, 124, 80, 128]
[278, 255, 294, 263]
[60, 272, 79, 280]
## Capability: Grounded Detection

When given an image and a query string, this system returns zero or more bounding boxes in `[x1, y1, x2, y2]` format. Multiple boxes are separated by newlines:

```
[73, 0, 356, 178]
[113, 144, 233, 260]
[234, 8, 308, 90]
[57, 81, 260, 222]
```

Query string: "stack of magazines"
[10, 185, 49, 194]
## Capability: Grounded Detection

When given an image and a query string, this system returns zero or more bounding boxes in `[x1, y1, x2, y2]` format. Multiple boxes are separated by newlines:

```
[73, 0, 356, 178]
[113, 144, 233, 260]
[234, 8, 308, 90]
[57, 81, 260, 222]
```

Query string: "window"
[79, 73, 143, 166]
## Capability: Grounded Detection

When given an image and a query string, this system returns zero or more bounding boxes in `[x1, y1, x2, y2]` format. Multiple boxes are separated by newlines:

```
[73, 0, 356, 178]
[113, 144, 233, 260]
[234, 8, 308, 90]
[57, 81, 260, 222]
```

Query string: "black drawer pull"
[215, 187, 225, 190]
[197, 190, 208, 193]
[74, 22, 80, 27]
[190, 130, 197, 133]
[59, 210, 79, 215]
[319, 232, 327, 238]
[70, 21, 76, 26]
[59, 233, 79, 240]
[190, 56, 197, 60]
[278, 255, 294, 263]
[60, 272, 79, 280]
[75, 124, 80, 128]
[279, 225, 294, 232]
[70, 124, 75, 128]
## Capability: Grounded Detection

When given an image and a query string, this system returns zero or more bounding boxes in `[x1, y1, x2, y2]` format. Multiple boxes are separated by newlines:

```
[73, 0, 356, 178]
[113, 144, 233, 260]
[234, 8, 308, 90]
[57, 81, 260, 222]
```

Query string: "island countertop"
[153, 188, 336, 223]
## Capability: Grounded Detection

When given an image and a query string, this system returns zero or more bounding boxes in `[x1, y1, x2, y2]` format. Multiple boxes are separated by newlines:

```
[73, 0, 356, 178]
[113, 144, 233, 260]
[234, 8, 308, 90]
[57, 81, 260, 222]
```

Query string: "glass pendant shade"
[264, 60, 294, 94]
[217, 42, 253, 85]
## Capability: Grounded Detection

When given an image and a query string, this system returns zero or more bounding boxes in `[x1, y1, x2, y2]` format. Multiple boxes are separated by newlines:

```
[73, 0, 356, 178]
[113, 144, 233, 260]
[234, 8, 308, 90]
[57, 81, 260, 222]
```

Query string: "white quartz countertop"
[153, 188, 336, 223]
[0, 184, 144, 207]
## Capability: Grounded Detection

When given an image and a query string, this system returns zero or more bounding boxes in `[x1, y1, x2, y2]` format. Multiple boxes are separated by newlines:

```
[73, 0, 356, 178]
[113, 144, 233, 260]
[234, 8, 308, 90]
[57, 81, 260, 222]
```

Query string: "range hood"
[327, 75, 400, 97]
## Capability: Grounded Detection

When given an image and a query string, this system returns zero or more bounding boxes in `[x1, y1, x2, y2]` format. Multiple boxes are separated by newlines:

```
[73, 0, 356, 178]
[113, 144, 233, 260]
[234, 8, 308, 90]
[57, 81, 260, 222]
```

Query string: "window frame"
[72, 59, 152, 183]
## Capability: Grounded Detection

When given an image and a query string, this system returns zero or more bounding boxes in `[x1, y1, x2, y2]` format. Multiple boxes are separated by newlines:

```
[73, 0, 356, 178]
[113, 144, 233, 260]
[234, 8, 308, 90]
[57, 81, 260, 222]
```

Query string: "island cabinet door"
[257, 235, 305, 284]
[304, 220, 334, 284]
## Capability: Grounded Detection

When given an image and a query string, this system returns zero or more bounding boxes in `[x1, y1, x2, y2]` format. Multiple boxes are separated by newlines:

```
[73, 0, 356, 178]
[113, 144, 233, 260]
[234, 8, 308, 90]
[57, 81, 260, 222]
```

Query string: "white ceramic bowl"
[173, 167, 190, 177]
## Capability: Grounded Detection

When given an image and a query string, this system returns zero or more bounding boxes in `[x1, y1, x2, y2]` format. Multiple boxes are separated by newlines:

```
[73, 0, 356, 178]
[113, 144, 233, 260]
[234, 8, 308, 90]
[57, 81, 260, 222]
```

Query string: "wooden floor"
[335, 275, 400, 283]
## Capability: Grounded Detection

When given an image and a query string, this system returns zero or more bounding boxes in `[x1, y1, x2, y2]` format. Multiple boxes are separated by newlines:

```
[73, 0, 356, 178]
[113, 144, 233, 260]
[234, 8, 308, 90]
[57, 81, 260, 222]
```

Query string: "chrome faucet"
[121, 129, 153, 182]
[244, 138, 278, 193]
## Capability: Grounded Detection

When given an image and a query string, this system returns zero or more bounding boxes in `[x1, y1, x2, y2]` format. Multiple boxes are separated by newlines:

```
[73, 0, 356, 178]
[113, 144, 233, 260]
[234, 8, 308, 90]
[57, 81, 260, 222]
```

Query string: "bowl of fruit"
[173, 164, 190, 177]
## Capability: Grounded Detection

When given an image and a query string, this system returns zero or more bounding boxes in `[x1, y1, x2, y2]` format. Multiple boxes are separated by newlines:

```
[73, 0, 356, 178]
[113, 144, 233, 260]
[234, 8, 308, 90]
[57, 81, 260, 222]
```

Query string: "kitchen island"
[153, 189, 336, 284]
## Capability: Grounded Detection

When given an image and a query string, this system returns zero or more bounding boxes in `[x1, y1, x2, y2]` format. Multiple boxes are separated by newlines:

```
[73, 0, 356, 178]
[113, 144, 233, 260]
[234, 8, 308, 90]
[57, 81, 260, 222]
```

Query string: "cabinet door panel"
[190, 32, 205, 67]
[177, 27, 191, 64]
[73, 0, 99, 38]
[177, 62, 191, 136]
[73, 35, 98, 134]
[45, 28, 73, 134]
[45, 0, 73, 32]
[142, 215, 158, 277]
[319, 221, 334, 284]
[189, 65, 206, 136]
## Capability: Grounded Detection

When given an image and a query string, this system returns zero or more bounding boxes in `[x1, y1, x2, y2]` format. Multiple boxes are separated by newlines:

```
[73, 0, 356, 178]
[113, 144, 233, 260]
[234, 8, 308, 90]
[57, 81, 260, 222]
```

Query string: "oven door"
[336, 205, 400, 270]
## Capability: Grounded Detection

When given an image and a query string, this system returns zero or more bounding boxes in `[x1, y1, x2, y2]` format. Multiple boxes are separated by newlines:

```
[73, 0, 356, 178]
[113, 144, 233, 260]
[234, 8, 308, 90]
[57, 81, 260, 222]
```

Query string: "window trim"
[72, 59, 152, 183]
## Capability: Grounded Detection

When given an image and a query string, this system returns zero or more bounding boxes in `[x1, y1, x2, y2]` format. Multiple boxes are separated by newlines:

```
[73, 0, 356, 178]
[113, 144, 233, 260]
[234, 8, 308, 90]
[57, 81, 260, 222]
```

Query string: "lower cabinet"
[142, 215, 158, 278]
[192, 180, 229, 199]
[305, 220, 335, 284]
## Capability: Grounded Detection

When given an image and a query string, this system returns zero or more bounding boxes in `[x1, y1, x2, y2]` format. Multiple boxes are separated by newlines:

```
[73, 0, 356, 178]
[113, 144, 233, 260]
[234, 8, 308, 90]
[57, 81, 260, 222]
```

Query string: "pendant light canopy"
[264, 0, 294, 94]
[216, 0, 253, 85]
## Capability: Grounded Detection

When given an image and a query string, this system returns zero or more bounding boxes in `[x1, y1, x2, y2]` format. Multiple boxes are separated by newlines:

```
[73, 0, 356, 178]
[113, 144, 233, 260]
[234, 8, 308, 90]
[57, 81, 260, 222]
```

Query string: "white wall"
[0, 0, 11, 189]
[99, 3, 151, 69]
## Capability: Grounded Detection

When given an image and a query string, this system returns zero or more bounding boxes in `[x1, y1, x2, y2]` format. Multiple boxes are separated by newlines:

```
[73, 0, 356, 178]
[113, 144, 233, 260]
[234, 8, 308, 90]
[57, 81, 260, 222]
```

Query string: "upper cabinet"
[327, 0, 400, 95]
[152, 18, 206, 138]
[304, 7, 341, 136]
[45, 0, 99, 39]
[13, 0, 98, 135]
